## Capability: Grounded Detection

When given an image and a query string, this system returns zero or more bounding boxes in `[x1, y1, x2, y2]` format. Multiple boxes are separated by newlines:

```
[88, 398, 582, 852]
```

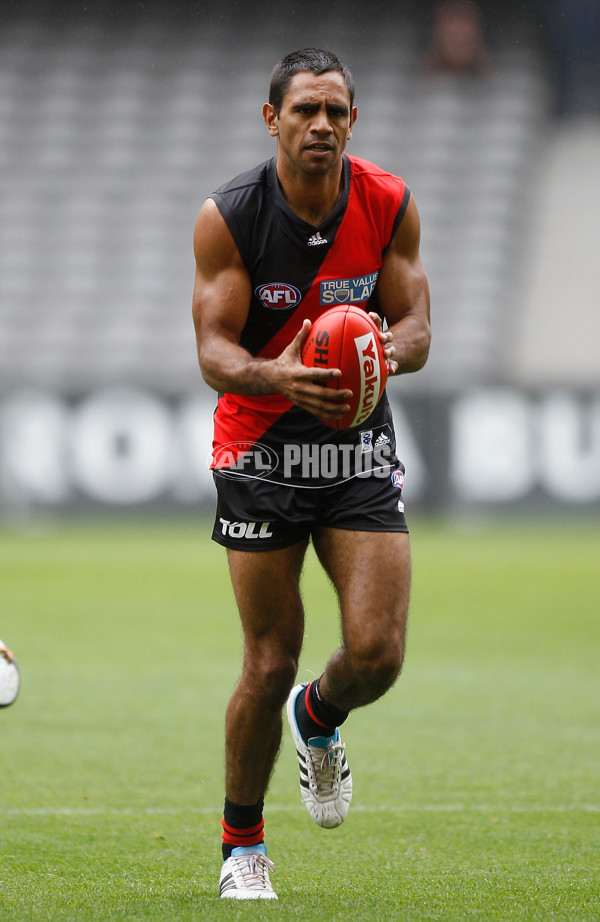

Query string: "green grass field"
[0, 518, 599, 921]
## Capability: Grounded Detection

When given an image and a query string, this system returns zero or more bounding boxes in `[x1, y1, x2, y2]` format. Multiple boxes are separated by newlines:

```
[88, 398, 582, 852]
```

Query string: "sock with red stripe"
[294, 678, 349, 743]
[221, 797, 265, 860]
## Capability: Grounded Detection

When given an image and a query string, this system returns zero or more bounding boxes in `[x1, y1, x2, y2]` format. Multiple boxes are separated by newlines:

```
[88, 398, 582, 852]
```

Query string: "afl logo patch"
[256, 282, 301, 310]
[391, 470, 404, 489]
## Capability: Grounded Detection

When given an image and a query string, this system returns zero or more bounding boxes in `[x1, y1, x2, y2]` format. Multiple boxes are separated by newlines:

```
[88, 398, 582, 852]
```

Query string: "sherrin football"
[301, 305, 388, 430]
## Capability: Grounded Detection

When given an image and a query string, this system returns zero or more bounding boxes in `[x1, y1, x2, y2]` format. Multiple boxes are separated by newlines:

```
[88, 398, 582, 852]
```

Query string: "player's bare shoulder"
[193, 198, 243, 277]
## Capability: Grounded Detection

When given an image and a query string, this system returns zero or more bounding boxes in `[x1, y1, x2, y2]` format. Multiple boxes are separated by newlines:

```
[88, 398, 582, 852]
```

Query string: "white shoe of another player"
[286, 682, 353, 828]
[219, 844, 277, 900]
[0, 639, 20, 708]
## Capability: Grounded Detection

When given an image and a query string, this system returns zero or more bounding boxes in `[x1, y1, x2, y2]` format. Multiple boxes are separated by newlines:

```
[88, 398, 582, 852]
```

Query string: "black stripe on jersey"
[211, 157, 351, 357]
[385, 183, 411, 251]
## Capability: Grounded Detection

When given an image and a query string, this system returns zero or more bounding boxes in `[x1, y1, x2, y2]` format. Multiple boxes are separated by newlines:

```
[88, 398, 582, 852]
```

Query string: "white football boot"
[219, 844, 277, 900]
[286, 682, 352, 828]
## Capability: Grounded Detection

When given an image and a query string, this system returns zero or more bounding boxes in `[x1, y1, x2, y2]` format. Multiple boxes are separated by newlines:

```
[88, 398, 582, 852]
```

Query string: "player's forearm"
[388, 312, 431, 374]
[198, 338, 279, 396]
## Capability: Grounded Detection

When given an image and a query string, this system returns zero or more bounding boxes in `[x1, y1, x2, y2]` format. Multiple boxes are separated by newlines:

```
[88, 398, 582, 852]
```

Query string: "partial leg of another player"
[287, 528, 411, 827]
[219, 539, 308, 900]
[0, 639, 20, 708]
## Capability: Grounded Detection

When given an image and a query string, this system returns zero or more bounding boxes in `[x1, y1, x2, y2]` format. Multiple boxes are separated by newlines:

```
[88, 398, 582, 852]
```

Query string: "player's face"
[264, 71, 357, 177]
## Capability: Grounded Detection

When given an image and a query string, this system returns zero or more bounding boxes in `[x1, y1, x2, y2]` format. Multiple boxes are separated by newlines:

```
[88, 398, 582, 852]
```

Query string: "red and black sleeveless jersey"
[209, 153, 410, 487]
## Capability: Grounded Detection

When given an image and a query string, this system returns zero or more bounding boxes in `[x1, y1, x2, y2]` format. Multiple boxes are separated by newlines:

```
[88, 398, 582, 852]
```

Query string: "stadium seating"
[0, 5, 550, 392]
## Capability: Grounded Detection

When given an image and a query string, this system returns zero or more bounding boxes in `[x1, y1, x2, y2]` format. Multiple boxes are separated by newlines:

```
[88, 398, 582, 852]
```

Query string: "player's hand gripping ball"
[0, 640, 20, 707]
[301, 305, 388, 430]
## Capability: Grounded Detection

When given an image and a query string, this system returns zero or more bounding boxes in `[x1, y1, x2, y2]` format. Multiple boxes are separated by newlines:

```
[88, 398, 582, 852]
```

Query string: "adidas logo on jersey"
[375, 432, 391, 447]
[307, 232, 328, 247]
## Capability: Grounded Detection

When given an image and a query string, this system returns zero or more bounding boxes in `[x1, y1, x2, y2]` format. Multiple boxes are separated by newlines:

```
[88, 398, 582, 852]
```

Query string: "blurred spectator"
[424, 0, 491, 77]
[537, 0, 600, 117]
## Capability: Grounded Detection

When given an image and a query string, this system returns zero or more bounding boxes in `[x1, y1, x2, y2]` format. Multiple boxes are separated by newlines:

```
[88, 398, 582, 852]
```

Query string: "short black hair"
[268, 48, 355, 115]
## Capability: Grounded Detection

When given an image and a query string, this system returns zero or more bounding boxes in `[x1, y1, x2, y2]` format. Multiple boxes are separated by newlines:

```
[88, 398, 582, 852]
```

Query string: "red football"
[301, 305, 388, 430]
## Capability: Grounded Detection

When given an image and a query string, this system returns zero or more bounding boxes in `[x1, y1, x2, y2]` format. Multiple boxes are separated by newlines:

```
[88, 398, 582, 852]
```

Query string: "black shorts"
[211, 464, 408, 551]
